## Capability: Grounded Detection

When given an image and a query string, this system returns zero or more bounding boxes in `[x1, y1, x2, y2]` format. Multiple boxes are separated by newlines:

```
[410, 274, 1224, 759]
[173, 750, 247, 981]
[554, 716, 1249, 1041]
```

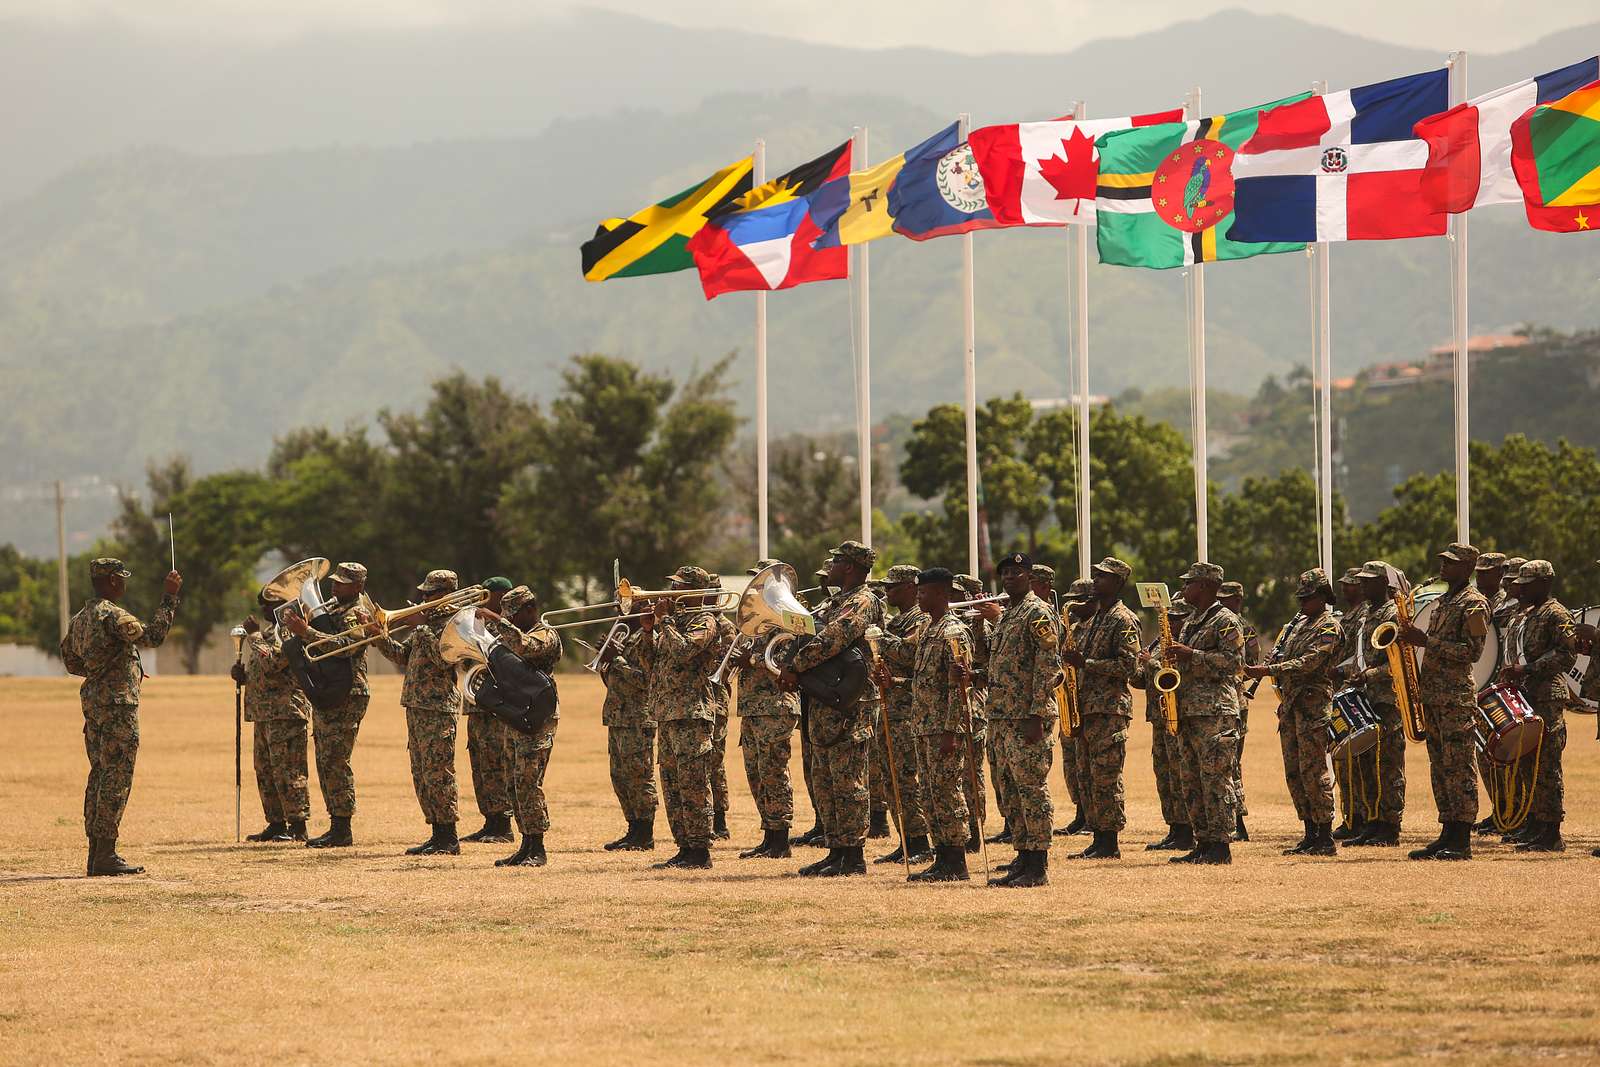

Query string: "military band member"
[596, 619, 656, 852]
[1060, 559, 1140, 860]
[1057, 578, 1095, 839]
[1499, 560, 1577, 853]
[1140, 598, 1193, 851]
[734, 563, 803, 860]
[1168, 562, 1245, 865]
[908, 569, 975, 882]
[1401, 543, 1490, 861]
[374, 569, 464, 856]
[873, 564, 932, 865]
[706, 574, 734, 841]
[1041, 564, 1086, 838]
[793, 561, 835, 848]
[1248, 569, 1342, 856]
[236, 596, 312, 842]
[1331, 568, 1369, 840]
[1348, 561, 1405, 846]
[954, 572, 990, 851]
[782, 541, 884, 878]
[459, 576, 516, 845]
[1217, 580, 1259, 842]
[639, 565, 722, 870]
[975, 552, 1062, 888]
[61, 558, 181, 876]
[1474, 552, 1518, 836]
[1583, 558, 1600, 858]
[285, 561, 370, 848]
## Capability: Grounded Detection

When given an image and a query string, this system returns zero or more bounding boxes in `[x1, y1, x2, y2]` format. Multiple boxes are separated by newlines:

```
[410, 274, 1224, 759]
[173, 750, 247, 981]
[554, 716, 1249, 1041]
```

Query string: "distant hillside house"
[1341, 334, 1531, 392]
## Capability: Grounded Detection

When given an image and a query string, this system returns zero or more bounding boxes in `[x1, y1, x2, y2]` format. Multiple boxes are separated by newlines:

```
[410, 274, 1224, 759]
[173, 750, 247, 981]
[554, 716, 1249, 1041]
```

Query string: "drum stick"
[168, 513, 176, 572]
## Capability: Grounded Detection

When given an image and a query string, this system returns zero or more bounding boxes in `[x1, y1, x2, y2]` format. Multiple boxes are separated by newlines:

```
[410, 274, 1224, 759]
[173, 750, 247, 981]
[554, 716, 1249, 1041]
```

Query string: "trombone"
[303, 585, 491, 662]
[540, 576, 737, 632]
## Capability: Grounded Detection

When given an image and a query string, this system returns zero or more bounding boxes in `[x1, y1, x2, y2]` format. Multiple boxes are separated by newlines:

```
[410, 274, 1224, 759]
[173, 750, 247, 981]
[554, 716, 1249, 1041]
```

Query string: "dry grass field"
[6, 674, 1600, 1065]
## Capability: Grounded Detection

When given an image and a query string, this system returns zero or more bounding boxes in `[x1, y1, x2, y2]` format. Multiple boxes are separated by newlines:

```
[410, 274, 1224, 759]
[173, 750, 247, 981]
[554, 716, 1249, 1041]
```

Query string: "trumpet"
[1370, 581, 1427, 743]
[950, 593, 1008, 617]
[303, 585, 491, 662]
[1153, 607, 1181, 735]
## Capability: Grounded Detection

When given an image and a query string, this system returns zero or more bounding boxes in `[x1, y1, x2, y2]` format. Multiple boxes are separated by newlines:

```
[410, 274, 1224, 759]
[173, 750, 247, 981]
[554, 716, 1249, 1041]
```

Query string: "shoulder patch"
[1465, 606, 1488, 638]
[1032, 617, 1055, 643]
[1220, 624, 1243, 649]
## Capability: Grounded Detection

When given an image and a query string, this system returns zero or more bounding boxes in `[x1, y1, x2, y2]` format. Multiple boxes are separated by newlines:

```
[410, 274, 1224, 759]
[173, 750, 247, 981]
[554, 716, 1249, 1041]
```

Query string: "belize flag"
[1228, 68, 1450, 243]
[687, 141, 851, 299]
[887, 124, 1008, 241]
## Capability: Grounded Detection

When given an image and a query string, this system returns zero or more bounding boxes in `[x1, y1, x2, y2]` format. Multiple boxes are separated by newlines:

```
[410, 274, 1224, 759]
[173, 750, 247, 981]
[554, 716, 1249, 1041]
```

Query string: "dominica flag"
[580, 157, 755, 282]
[1094, 94, 1310, 269]
[1510, 79, 1600, 233]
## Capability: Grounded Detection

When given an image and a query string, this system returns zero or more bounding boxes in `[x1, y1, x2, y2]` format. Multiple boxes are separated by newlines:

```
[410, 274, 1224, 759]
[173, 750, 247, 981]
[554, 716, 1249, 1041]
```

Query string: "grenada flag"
[1510, 79, 1600, 232]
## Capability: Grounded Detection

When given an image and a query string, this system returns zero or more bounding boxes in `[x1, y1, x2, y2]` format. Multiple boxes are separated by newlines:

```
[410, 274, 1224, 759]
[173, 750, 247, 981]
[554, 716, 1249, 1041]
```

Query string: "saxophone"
[1057, 618, 1081, 739]
[1370, 588, 1427, 743]
[1153, 609, 1181, 736]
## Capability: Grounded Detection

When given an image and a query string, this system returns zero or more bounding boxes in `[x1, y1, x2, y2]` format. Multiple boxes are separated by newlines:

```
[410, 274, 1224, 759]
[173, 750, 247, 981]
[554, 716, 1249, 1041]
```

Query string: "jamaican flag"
[1511, 79, 1600, 233]
[581, 156, 754, 281]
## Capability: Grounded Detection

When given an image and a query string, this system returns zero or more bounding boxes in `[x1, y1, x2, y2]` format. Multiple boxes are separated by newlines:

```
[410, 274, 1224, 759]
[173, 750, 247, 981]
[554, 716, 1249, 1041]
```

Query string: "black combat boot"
[88, 837, 145, 877]
[868, 809, 890, 839]
[986, 821, 1014, 845]
[1303, 822, 1337, 856]
[874, 843, 906, 865]
[406, 823, 461, 856]
[795, 822, 825, 847]
[712, 810, 730, 840]
[285, 820, 308, 842]
[1516, 820, 1565, 853]
[307, 816, 352, 849]
[1234, 815, 1249, 842]
[1283, 819, 1315, 855]
[765, 828, 791, 859]
[1170, 841, 1206, 864]
[1434, 820, 1473, 861]
[1197, 841, 1233, 865]
[904, 834, 933, 863]
[1331, 813, 1363, 841]
[991, 850, 1027, 885]
[1146, 824, 1185, 851]
[680, 846, 713, 869]
[1409, 824, 1451, 860]
[652, 847, 691, 869]
[908, 846, 950, 882]
[822, 846, 866, 876]
[604, 822, 636, 851]
[739, 829, 774, 858]
[1473, 815, 1500, 835]
[1350, 820, 1397, 847]
[920, 845, 970, 882]
[1060, 808, 1088, 836]
[967, 818, 982, 853]
[1008, 850, 1049, 888]
[495, 835, 539, 867]
[247, 821, 288, 842]
[464, 813, 515, 844]
[799, 848, 842, 877]
[1070, 831, 1104, 859]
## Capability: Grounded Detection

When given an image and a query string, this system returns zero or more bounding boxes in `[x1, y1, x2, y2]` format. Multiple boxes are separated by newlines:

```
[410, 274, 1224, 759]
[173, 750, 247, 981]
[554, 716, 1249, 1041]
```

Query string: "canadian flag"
[1413, 56, 1599, 213]
[970, 108, 1183, 226]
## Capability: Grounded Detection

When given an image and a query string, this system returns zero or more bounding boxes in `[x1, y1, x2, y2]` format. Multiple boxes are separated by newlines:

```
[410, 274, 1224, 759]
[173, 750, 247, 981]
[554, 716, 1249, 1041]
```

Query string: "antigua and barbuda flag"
[1414, 56, 1599, 213]
[686, 141, 851, 299]
[1229, 68, 1450, 243]
[887, 126, 1008, 241]
[1510, 79, 1600, 232]
[968, 107, 1185, 226]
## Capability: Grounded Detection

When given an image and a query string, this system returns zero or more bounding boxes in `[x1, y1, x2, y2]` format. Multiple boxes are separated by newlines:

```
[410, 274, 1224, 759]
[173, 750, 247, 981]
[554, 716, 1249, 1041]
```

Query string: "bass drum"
[1563, 605, 1599, 713]
[1413, 586, 1499, 692]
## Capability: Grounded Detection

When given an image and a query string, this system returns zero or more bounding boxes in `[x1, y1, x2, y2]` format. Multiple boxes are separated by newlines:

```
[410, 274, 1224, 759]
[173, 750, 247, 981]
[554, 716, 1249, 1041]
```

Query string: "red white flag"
[969, 108, 1184, 226]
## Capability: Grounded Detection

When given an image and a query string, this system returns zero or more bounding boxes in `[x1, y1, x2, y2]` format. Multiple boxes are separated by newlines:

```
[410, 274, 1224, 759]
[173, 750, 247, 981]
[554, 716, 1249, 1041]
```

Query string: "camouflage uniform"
[1137, 637, 1186, 827]
[463, 585, 515, 820]
[600, 628, 657, 822]
[1355, 587, 1406, 826]
[60, 567, 178, 839]
[1265, 583, 1342, 825]
[1231, 600, 1262, 819]
[709, 610, 736, 821]
[1174, 580, 1245, 847]
[1058, 608, 1086, 812]
[875, 583, 930, 840]
[1418, 557, 1490, 825]
[1505, 574, 1577, 825]
[488, 590, 564, 836]
[242, 628, 312, 824]
[1332, 595, 1370, 823]
[376, 583, 463, 826]
[961, 602, 992, 831]
[792, 574, 884, 849]
[736, 655, 801, 831]
[987, 590, 1062, 852]
[309, 592, 373, 819]
[640, 592, 720, 850]
[1073, 595, 1140, 832]
[912, 611, 975, 848]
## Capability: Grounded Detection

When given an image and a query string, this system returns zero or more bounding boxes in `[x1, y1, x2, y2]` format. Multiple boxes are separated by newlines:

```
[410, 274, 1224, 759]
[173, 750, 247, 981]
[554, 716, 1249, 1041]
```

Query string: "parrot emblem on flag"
[1184, 157, 1211, 217]
[1153, 138, 1237, 234]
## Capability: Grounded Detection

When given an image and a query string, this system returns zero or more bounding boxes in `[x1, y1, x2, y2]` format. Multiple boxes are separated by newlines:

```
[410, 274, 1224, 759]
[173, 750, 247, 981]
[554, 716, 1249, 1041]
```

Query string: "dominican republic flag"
[686, 141, 851, 299]
[1413, 56, 1599, 213]
[969, 108, 1184, 226]
[1228, 69, 1450, 243]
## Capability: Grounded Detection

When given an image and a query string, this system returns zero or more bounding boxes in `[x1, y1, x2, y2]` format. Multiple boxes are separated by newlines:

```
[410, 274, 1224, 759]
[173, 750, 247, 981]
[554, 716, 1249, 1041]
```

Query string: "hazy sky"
[2, 0, 1591, 53]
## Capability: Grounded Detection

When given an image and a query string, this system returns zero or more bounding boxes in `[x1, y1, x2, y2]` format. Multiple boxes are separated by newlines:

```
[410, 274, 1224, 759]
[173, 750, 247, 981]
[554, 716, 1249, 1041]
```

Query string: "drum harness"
[1487, 614, 1543, 834]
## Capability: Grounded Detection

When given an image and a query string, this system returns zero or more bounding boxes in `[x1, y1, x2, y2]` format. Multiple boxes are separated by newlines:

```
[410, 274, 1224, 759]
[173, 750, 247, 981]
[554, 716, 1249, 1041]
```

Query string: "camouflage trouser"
[739, 714, 797, 830]
[988, 726, 1013, 824]
[1177, 714, 1239, 845]
[508, 715, 558, 835]
[1369, 702, 1406, 826]
[659, 719, 714, 849]
[810, 706, 871, 848]
[919, 734, 973, 848]
[253, 718, 310, 822]
[878, 717, 928, 838]
[990, 719, 1055, 851]
[1150, 724, 1185, 827]
[1423, 699, 1478, 824]
[82, 703, 139, 838]
[466, 713, 514, 819]
[712, 711, 730, 815]
[608, 725, 658, 821]
[1529, 709, 1567, 823]
[1073, 715, 1128, 832]
[1278, 705, 1335, 823]
[963, 732, 988, 831]
[868, 705, 887, 816]
[1060, 734, 1083, 806]
[798, 698, 819, 822]
[1333, 719, 1356, 821]
[405, 708, 459, 825]
[1234, 698, 1249, 817]
[311, 694, 368, 819]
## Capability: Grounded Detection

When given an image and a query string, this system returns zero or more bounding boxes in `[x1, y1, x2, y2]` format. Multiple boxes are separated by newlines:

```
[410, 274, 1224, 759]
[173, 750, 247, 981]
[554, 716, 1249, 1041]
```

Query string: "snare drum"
[1475, 682, 1544, 764]
[1328, 686, 1380, 758]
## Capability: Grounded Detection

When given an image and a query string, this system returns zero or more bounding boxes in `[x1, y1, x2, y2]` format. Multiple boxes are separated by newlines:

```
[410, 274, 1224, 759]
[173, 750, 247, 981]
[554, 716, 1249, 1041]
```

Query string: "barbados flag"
[687, 142, 851, 299]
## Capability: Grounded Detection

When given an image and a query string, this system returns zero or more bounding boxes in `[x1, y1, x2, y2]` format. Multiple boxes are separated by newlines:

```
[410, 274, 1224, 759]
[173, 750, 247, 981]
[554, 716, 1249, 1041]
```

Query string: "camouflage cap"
[670, 565, 712, 588]
[416, 569, 459, 594]
[1030, 563, 1056, 582]
[704, 573, 724, 590]
[502, 585, 537, 615]
[954, 573, 984, 595]
[829, 540, 877, 570]
[1437, 542, 1480, 564]
[1177, 561, 1224, 584]
[814, 563, 832, 580]
[1359, 560, 1393, 581]
[1063, 577, 1095, 601]
[883, 564, 921, 585]
[997, 551, 1031, 574]
[1503, 556, 1527, 575]
[1338, 567, 1364, 586]
[1474, 551, 1508, 571]
[329, 561, 368, 585]
[1219, 580, 1245, 597]
[1092, 557, 1133, 581]
[89, 557, 131, 579]
[1167, 595, 1193, 617]
[747, 558, 783, 576]
[1295, 567, 1333, 598]
[1511, 559, 1555, 584]
[482, 576, 514, 593]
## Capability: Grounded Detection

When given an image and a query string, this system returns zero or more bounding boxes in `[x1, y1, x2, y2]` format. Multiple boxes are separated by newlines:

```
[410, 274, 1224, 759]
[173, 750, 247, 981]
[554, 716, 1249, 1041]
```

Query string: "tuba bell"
[260, 557, 354, 710]
[439, 607, 556, 736]
[708, 563, 816, 685]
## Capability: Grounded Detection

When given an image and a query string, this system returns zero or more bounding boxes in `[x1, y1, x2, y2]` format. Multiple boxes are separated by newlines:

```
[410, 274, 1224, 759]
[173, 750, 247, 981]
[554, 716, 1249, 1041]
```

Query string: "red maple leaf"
[1035, 127, 1098, 209]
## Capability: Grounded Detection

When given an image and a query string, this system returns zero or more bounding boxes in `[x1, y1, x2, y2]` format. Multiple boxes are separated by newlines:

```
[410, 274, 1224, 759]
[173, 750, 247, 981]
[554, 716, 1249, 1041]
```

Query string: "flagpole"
[1449, 50, 1471, 543]
[1072, 100, 1093, 581]
[1311, 80, 1334, 579]
[959, 113, 980, 577]
[754, 139, 769, 560]
[853, 126, 873, 548]
[1186, 87, 1209, 564]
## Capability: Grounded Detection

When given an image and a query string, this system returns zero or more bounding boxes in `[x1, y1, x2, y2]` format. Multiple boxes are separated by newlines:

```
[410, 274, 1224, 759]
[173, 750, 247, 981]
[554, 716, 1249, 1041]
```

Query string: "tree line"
[4, 353, 1600, 669]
